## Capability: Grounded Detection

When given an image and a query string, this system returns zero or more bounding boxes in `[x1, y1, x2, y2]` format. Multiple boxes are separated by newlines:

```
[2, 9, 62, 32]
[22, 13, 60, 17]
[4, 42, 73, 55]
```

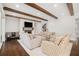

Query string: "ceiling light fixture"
[16, 4, 20, 8]
[53, 4, 58, 7]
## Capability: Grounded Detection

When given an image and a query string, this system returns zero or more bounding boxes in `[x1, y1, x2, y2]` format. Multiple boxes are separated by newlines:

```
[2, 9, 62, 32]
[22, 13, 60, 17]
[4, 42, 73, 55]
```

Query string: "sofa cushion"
[49, 32, 56, 37]
[41, 32, 50, 41]
[49, 34, 56, 42]
[31, 36, 42, 49]
[20, 32, 32, 49]
[41, 36, 47, 41]
[29, 34, 39, 40]
[38, 32, 54, 41]
[50, 36, 56, 42]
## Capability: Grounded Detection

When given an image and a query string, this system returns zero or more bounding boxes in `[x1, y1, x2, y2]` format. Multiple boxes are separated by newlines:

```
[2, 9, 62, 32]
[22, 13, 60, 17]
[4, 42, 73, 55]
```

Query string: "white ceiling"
[37, 3, 70, 17]
[2, 3, 79, 21]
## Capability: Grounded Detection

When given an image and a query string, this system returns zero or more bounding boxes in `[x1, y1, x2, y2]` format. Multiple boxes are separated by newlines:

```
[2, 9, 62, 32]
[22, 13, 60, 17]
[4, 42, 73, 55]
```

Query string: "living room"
[0, 3, 79, 56]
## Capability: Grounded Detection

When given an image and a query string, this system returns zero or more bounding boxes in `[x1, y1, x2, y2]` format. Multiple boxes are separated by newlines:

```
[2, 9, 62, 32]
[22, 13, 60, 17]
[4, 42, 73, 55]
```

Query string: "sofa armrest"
[62, 43, 73, 56]
[31, 36, 42, 49]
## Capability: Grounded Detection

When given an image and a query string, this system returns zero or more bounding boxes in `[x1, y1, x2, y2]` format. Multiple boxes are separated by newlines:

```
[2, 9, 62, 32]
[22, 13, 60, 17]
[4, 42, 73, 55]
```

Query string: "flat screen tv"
[24, 22, 32, 27]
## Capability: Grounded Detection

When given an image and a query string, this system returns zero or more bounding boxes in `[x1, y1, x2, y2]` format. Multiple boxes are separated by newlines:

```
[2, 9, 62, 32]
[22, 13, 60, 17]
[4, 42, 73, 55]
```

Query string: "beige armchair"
[41, 41, 73, 56]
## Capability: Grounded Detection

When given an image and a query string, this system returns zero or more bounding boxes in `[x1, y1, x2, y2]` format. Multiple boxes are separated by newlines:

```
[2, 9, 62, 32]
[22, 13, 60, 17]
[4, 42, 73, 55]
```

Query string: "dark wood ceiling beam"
[25, 3, 58, 19]
[5, 14, 41, 22]
[67, 3, 74, 16]
[3, 7, 47, 21]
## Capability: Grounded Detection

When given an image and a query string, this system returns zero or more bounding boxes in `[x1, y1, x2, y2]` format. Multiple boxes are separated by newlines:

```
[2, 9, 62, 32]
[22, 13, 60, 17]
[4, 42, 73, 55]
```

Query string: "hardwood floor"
[0, 40, 29, 56]
[70, 41, 79, 56]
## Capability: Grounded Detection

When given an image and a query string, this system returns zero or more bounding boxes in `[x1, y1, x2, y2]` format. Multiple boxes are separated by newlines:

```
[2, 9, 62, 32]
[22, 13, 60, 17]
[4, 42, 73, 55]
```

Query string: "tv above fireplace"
[24, 22, 32, 27]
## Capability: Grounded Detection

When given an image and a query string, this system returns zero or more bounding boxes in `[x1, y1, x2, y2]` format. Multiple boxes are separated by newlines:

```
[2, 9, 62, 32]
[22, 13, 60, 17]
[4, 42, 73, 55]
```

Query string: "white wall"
[47, 16, 76, 40]
[5, 16, 76, 41]
[6, 17, 20, 32]
[5, 17, 44, 34]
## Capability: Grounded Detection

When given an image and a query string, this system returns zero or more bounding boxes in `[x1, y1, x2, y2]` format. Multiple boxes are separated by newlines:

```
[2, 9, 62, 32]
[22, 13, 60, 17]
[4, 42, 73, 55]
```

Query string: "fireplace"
[23, 27, 32, 34]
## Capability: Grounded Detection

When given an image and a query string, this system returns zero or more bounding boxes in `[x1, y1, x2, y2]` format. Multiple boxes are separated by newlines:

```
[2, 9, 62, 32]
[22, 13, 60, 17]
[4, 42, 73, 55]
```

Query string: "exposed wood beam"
[5, 14, 41, 22]
[67, 3, 74, 16]
[25, 3, 58, 19]
[3, 7, 48, 21]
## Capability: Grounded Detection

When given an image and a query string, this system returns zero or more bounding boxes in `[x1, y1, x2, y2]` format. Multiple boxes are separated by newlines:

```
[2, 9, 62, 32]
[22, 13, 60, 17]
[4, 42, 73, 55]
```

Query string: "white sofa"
[18, 40, 46, 56]
[18, 32, 73, 56]
[41, 41, 72, 56]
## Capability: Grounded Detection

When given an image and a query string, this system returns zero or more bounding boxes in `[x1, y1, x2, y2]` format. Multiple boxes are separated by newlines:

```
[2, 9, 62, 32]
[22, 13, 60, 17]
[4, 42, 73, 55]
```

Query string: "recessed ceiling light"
[16, 4, 20, 8]
[53, 4, 58, 7]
